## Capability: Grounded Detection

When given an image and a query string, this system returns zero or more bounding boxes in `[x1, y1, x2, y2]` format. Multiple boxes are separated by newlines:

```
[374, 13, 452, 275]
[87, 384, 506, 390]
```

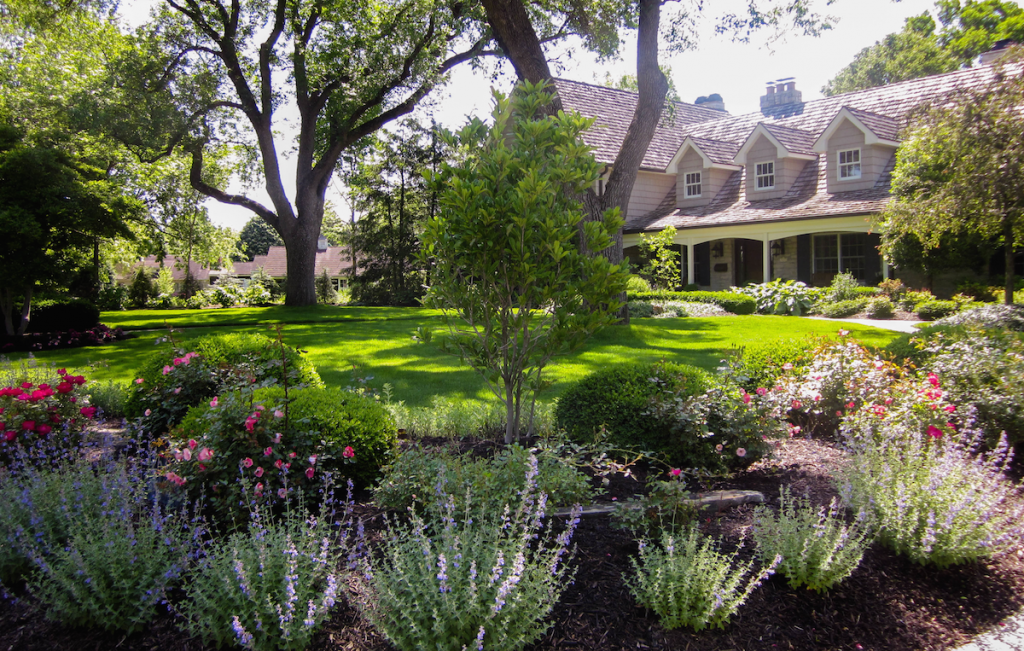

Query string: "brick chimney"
[760, 78, 802, 111]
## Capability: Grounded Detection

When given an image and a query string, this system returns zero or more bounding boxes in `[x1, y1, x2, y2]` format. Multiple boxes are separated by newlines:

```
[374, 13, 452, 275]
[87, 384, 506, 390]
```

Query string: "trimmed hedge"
[628, 291, 756, 315]
[820, 298, 868, 318]
[915, 300, 959, 321]
[27, 298, 100, 333]
[556, 361, 710, 459]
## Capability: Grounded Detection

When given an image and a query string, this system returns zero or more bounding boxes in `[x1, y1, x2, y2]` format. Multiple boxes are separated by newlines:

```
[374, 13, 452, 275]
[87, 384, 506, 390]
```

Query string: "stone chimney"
[695, 93, 727, 112]
[760, 78, 803, 111]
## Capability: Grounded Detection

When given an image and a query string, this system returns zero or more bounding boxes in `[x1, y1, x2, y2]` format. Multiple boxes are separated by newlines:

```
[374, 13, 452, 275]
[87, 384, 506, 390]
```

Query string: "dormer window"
[755, 161, 775, 190]
[839, 149, 861, 180]
[685, 172, 702, 197]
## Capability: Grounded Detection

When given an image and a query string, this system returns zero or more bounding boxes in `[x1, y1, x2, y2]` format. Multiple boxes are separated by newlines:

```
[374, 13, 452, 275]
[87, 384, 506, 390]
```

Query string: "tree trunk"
[1, 287, 15, 337]
[16, 285, 33, 336]
[282, 193, 323, 306]
[1005, 216, 1016, 305]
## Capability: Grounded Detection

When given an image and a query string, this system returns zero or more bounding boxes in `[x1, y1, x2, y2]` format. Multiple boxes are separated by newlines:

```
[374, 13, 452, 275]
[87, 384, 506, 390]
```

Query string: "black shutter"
[797, 235, 812, 284]
[696, 242, 711, 287]
[865, 233, 882, 284]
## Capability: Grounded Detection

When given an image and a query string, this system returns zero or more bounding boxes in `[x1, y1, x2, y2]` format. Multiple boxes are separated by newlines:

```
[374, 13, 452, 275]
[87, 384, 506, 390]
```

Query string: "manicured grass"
[98, 305, 442, 330]
[9, 312, 900, 408]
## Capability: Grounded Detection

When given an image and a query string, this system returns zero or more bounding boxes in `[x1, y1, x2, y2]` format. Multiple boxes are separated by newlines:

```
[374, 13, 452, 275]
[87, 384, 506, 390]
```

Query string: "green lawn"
[9, 309, 901, 408]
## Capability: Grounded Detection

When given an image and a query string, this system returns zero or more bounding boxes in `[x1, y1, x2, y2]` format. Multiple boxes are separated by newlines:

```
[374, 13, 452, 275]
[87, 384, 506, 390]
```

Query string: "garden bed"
[1, 435, 1021, 651]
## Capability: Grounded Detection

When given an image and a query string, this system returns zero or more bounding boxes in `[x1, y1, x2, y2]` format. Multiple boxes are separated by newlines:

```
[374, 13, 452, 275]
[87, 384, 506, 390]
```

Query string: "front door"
[733, 239, 764, 286]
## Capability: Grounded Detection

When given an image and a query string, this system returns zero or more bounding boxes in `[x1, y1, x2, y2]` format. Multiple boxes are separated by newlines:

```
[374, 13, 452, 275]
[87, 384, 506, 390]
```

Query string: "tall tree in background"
[880, 55, 1024, 304]
[824, 0, 1024, 95]
[238, 216, 283, 261]
[117, 1, 493, 306]
[346, 120, 441, 306]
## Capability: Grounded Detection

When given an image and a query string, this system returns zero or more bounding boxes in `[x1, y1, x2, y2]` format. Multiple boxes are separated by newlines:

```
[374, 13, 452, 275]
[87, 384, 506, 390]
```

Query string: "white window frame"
[754, 161, 775, 190]
[838, 148, 862, 180]
[684, 171, 702, 198]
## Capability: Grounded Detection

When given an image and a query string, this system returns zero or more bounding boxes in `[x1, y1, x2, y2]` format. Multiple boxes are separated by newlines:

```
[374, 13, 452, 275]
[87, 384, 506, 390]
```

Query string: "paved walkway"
[804, 315, 925, 333]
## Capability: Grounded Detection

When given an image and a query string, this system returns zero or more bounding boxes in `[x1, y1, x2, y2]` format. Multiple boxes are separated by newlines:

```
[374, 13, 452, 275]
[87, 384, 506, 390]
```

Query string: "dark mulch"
[1, 437, 1022, 651]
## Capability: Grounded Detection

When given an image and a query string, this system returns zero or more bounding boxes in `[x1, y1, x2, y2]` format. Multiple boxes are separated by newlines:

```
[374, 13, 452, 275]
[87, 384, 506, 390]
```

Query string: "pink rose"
[162, 365, 172, 375]
[135, 378, 144, 384]
[254, 482, 264, 495]
[944, 405, 956, 413]
[264, 446, 273, 457]
[742, 393, 751, 405]
[288, 451, 296, 459]
[182, 448, 192, 461]
[242, 457, 254, 468]
[668, 468, 682, 477]
[274, 410, 284, 419]
[791, 400, 802, 410]
[927, 373, 940, 388]
[188, 439, 198, 450]
[305, 467, 315, 480]
[308, 454, 317, 465]
[782, 363, 794, 371]
[274, 459, 284, 469]
[210, 397, 219, 408]
[927, 425, 943, 439]
[145, 409, 152, 416]
[736, 447, 747, 457]
[254, 467, 264, 478]
[342, 446, 355, 459]
[174, 387, 181, 394]
[198, 447, 214, 462]
[756, 387, 767, 396]
[272, 433, 282, 444]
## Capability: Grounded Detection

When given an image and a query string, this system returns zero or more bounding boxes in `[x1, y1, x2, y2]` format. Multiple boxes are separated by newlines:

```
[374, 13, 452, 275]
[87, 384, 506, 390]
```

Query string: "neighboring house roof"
[258, 246, 352, 278]
[232, 261, 258, 276]
[135, 256, 211, 281]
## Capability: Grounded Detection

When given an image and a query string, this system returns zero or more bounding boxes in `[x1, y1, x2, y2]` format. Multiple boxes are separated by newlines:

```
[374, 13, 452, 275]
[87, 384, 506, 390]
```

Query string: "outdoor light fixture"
[771, 240, 785, 256]
[711, 242, 724, 258]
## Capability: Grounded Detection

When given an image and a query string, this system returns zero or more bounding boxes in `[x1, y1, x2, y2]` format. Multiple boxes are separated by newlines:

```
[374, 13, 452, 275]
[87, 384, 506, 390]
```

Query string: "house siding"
[825, 120, 896, 193]
[743, 136, 811, 202]
[771, 237, 799, 281]
[628, 171, 676, 216]
[675, 150, 707, 208]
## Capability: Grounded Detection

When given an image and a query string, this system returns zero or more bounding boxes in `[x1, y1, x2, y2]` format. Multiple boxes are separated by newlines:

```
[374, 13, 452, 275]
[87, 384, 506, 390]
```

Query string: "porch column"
[686, 242, 695, 287]
[763, 236, 771, 283]
[882, 260, 890, 280]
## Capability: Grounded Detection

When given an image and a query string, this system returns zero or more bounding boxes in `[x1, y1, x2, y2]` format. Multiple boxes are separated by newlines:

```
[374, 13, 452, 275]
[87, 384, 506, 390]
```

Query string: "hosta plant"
[734, 279, 816, 316]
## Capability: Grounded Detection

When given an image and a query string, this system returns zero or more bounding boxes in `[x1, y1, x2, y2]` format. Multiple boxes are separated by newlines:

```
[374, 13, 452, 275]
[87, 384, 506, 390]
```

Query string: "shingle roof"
[690, 137, 740, 165]
[553, 79, 727, 170]
[844, 106, 902, 142]
[258, 246, 352, 278]
[759, 123, 817, 156]
[136, 256, 211, 281]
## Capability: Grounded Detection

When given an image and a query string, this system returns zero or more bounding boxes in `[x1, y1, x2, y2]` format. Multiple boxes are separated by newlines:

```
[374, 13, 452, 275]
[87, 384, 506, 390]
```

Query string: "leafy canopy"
[421, 81, 629, 444]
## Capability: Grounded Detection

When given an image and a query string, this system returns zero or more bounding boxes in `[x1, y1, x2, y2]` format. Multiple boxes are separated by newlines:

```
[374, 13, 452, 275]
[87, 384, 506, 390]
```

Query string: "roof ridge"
[553, 77, 727, 119]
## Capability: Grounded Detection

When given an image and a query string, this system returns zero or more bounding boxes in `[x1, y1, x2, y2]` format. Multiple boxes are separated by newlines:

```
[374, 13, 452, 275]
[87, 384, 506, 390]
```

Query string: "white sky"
[123, 0, 940, 231]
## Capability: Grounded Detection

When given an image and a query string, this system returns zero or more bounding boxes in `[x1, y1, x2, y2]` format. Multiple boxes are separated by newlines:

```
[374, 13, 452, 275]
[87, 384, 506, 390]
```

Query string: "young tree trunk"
[1005, 215, 1016, 305]
[16, 286, 33, 336]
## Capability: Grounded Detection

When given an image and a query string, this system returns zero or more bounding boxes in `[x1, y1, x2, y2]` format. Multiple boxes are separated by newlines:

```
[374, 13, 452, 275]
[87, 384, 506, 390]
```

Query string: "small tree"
[421, 82, 629, 444]
[638, 226, 682, 290]
[314, 269, 338, 305]
[881, 54, 1024, 304]
[128, 268, 156, 308]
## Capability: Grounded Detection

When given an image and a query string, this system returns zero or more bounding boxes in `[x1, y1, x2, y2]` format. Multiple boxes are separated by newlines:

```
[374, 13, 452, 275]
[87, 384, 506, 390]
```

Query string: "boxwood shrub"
[820, 298, 868, 318]
[732, 338, 816, 392]
[915, 300, 959, 321]
[124, 333, 323, 436]
[556, 362, 710, 460]
[26, 298, 100, 333]
[628, 291, 755, 315]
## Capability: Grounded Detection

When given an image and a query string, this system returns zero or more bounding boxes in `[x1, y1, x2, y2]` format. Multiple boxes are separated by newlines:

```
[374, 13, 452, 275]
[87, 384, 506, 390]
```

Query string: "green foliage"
[249, 266, 281, 300]
[626, 274, 653, 293]
[820, 298, 868, 318]
[628, 301, 655, 319]
[865, 297, 895, 319]
[751, 487, 873, 592]
[916, 300, 960, 321]
[315, 269, 339, 305]
[372, 444, 594, 513]
[823, 271, 861, 303]
[878, 278, 908, 303]
[386, 395, 557, 441]
[255, 386, 397, 488]
[735, 279, 816, 316]
[729, 338, 816, 392]
[628, 291, 756, 315]
[123, 332, 322, 435]
[838, 421, 1024, 567]
[360, 460, 581, 651]
[86, 379, 128, 418]
[238, 217, 283, 261]
[0, 367, 95, 463]
[637, 227, 681, 291]
[22, 458, 199, 634]
[180, 494, 348, 651]
[626, 525, 778, 631]
[610, 473, 698, 535]
[882, 56, 1024, 303]
[128, 268, 156, 309]
[421, 82, 628, 444]
[26, 297, 100, 333]
[556, 361, 710, 462]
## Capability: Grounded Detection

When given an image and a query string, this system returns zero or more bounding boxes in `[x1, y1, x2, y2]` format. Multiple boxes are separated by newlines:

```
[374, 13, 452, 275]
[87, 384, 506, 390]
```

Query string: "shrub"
[210, 283, 243, 308]
[610, 471, 698, 535]
[898, 289, 934, 312]
[734, 279, 816, 316]
[955, 280, 998, 303]
[729, 338, 816, 392]
[96, 283, 128, 311]
[626, 274, 652, 293]
[184, 292, 207, 310]
[315, 269, 338, 305]
[386, 395, 557, 441]
[124, 332, 322, 435]
[85, 380, 128, 419]
[878, 278, 908, 303]
[359, 458, 581, 651]
[556, 362, 710, 461]
[26, 298, 100, 333]
[837, 417, 1024, 567]
[820, 298, 867, 318]
[934, 304, 1024, 331]
[180, 491, 350, 651]
[824, 271, 861, 303]
[627, 291, 756, 315]
[21, 457, 200, 633]
[916, 300, 959, 321]
[646, 378, 785, 472]
[242, 282, 272, 306]
[626, 525, 778, 631]
[865, 297, 895, 319]
[373, 444, 594, 513]
[128, 268, 156, 308]
[628, 301, 655, 319]
[751, 487, 873, 592]
[656, 301, 729, 318]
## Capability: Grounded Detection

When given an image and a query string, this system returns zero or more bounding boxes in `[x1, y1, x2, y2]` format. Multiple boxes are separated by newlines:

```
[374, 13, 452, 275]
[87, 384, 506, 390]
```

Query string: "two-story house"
[556, 59, 1018, 291]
